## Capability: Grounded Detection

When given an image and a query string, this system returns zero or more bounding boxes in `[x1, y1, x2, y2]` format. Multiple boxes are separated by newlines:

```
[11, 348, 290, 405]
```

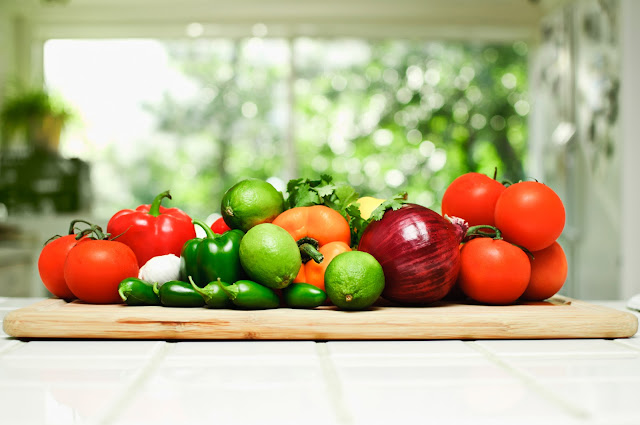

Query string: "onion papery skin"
[358, 203, 463, 306]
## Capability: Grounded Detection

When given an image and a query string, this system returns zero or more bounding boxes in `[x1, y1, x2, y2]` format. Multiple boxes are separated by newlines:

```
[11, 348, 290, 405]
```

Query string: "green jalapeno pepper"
[220, 279, 280, 310]
[118, 277, 161, 306]
[282, 282, 327, 309]
[153, 280, 205, 307]
[189, 276, 233, 309]
[179, 219, 246, 287]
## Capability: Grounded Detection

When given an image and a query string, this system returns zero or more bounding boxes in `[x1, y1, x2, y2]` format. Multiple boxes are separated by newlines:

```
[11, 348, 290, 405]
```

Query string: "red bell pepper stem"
[192, 219, 217, 239]
[149, 190, 172, 217]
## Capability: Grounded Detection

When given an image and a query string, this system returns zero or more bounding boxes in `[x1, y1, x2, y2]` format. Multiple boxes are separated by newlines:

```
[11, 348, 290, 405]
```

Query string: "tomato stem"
[43, 234, 62, 245]
[464, 225, 535, 259]
[68, 219, 97, 235]
[512, 243, 535, 260]
[77, 224, 110, 241]
[465, 225, 502, 241]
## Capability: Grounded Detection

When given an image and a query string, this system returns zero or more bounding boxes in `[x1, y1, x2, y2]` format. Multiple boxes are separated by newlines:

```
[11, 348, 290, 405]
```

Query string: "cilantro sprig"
[286, 174, 359, 216]
[285, 175, 409, 247]
[368, 192, 408, 222]
[348, 192, 409, 246]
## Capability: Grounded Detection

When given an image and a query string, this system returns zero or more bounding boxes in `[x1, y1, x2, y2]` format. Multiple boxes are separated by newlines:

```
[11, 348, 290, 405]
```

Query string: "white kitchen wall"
[529, 0, 640, 300]
[619, 0, 640, 300]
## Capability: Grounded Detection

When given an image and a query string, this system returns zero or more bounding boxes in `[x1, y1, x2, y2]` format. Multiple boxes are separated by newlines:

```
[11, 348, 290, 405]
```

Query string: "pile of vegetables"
[37, 171, 568, 310]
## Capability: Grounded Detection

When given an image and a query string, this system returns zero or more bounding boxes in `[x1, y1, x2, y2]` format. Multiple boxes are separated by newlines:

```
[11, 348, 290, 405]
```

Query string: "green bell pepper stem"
[192, 219, 216, 239]
[149, 190, 172, 217]
[179, 219, 246, 287]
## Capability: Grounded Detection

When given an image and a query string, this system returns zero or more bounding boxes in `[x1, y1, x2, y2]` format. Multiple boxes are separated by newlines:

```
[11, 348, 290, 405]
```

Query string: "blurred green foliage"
[111, 38, 528, 218]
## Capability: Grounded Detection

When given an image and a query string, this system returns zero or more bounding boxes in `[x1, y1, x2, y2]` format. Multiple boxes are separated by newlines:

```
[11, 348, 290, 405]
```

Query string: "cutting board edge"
[2, 297, 638, 340]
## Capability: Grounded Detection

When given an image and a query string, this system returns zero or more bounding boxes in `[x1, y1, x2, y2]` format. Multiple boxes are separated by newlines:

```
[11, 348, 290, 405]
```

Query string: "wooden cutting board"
[3, 295, 637, 340]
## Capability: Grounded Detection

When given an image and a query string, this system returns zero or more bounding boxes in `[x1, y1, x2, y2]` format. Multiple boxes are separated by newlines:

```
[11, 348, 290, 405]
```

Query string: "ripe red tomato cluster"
[442, 172, 567, 305]
[38, 224, 139, 304]
[39, 191, 198, 304]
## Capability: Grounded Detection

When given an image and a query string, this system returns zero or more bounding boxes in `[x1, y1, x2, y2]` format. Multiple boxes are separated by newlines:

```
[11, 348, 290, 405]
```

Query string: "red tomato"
[37, 235, 79, 300]
[441, 172, 505, 226]
[458, 237, 531, 305]
[521, 241, 568, 301]
[494, 181, 565, 251]
[64, 239, 139, 304]
[210, 216, 231, 234]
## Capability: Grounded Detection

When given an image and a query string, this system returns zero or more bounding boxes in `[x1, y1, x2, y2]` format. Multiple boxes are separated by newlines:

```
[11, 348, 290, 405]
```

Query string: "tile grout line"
[96, 341, 174, 425]
[463, 340, 592, 421]
[315, 342, 355, 425]
[611, 338, 640, 352]
[0, 339, 25, 356]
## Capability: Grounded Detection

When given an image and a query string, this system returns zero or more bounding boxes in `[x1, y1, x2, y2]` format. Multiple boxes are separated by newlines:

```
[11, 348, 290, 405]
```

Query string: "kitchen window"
[43, 36, 528, 219]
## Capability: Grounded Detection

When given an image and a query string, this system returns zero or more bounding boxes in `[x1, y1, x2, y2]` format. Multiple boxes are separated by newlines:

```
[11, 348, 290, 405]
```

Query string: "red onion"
[358, 203, 467, 305]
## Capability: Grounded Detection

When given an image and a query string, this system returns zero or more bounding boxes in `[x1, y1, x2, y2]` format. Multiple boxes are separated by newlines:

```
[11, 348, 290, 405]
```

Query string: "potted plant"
[0, 87, 74, 153]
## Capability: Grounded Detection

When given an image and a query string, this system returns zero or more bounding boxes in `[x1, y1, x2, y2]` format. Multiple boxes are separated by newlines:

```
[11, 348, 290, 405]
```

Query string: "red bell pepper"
[210, 216, 231, 234]
[107, 190, 196, 267]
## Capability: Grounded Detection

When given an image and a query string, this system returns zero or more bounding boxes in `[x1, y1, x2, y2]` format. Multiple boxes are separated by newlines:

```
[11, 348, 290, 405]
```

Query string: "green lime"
[221, 179, 285, 232]
[239, 223, 302, 289]
[324, 251, 385, 310]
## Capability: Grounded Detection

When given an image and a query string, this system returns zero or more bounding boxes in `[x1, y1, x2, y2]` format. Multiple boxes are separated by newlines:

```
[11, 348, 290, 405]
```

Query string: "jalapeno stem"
[118, 286, 128, 302]
[189, 276, 202, 294]
[219, 282, 240, 301]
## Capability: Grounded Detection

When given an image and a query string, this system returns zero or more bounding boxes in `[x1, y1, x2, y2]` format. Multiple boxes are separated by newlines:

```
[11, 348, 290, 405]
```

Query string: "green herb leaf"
[314, 183, 336, 198]
[346, 203, 368, 247]
[369, 192, 408, 222]
[286, 178, 304, 197]
[324, 184, 359, 218]
[285, 174, 365, 246]
[286, 175, 359, 215]
[292, 184, 321, 207]
[334, 184, 360, 208]
[287, 175, 335, 208]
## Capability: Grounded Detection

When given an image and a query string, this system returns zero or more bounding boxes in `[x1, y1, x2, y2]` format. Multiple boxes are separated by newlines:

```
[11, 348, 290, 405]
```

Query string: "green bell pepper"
[179, 219, 246, 287]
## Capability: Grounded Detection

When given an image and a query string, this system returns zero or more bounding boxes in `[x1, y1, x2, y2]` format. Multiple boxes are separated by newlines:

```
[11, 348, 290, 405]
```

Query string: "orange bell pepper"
[296, 241, 351, 290]
[272, 205, 351, 290]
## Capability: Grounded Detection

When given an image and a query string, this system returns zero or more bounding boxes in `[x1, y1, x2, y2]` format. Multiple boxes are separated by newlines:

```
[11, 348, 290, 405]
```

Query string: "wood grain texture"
[3, 296, 637, 340]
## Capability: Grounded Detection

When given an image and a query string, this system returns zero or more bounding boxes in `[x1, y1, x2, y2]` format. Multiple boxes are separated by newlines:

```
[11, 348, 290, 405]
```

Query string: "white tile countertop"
[1, 297, 639, 425]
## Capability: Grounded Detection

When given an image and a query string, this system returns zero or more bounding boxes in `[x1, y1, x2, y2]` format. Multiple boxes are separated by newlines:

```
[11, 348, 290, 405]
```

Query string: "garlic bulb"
[138, 254, 181, 284]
